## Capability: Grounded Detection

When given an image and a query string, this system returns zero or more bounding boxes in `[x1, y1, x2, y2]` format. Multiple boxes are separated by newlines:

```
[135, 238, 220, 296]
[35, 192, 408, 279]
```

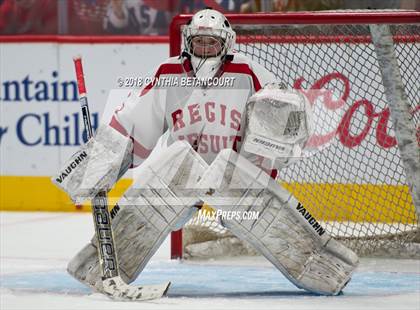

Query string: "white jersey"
[109, 52, 277, 176]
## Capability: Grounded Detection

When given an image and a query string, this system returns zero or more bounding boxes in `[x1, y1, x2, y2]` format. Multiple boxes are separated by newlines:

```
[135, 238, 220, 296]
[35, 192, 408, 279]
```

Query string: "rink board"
[0, 175, 416, 223]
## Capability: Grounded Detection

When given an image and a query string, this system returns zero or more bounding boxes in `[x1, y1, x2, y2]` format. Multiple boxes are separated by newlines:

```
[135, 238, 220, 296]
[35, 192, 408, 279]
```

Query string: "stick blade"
[103, 276, 170, 301]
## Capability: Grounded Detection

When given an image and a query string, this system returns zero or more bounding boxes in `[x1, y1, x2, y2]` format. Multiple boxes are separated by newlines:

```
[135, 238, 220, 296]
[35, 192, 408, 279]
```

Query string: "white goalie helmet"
[182, 9, 236, 77]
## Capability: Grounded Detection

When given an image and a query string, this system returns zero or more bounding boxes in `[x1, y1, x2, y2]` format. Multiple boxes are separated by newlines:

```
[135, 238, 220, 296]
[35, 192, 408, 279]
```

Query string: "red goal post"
[169, 11, 420, 259]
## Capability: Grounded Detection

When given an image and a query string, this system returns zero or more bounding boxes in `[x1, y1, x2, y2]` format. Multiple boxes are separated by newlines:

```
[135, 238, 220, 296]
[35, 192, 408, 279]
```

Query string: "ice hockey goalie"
[55, 8, 358, 297]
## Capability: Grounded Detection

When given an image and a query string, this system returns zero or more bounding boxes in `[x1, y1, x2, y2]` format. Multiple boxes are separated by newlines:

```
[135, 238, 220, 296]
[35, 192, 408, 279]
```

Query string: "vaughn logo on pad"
[296, 203, 326, 236]
[55, 151, 88, 184]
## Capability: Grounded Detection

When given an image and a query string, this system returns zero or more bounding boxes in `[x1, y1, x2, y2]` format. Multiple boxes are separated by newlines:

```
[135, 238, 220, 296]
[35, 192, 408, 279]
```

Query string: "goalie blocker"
[52, 124, 133, 204]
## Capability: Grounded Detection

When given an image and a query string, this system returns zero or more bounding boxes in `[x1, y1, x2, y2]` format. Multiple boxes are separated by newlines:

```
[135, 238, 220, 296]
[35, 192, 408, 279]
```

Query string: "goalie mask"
[243, 85, 313, 161]
[182, 9, 236, 78]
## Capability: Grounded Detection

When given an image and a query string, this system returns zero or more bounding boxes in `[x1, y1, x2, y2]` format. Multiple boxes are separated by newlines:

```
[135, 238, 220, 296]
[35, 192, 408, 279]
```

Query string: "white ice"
[1, 212, 419, 310]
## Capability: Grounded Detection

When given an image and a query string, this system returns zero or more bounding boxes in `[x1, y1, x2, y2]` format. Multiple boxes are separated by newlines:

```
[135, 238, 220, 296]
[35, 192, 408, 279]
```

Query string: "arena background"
[0, 0, 418, 221]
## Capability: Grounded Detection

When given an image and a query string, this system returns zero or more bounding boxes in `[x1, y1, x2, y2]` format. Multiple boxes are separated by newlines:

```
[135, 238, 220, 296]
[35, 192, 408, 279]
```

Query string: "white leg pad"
[198, 149, 359, 295]
[68, 141, 207, 292]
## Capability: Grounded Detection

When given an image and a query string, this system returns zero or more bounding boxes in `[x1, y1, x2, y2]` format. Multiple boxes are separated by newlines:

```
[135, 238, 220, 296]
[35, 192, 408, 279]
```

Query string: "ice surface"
[1, 212, 419, 310]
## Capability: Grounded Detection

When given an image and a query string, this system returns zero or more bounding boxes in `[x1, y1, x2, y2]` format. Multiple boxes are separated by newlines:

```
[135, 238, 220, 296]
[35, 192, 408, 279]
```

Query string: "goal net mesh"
[180, 16, 419, 258]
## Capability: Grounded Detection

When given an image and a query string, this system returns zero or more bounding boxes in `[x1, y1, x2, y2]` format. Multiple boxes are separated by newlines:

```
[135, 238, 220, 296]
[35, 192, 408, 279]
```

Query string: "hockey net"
[169, 11, 420, 259]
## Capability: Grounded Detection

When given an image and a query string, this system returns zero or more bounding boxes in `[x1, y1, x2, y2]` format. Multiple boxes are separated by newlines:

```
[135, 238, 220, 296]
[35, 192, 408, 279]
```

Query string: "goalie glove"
[243, 84, 313, 167]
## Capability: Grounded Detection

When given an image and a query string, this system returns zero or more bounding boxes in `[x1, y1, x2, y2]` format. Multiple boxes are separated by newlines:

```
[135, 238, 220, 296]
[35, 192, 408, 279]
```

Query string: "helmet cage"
[183, 26, 235, 59]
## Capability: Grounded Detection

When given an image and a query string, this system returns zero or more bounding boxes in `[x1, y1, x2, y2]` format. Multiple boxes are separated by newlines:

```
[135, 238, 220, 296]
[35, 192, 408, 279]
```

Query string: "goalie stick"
[73, 57, 170, 301]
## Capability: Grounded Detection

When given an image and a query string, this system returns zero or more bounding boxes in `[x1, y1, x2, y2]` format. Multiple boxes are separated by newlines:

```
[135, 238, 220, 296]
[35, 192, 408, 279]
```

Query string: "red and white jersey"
[110, 53, 277, 174]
